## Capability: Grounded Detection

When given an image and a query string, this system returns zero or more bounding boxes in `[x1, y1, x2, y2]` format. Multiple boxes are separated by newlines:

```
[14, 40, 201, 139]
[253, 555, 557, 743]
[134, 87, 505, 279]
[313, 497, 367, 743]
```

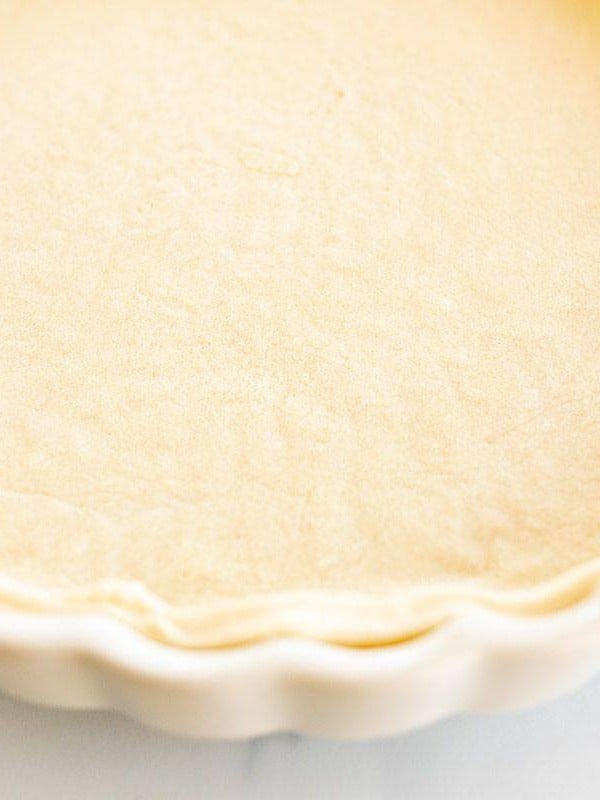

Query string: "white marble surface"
[1, 675, 599, 799]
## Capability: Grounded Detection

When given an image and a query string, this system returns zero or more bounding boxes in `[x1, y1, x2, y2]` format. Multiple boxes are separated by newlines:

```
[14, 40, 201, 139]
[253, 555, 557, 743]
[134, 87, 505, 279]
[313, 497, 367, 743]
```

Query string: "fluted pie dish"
[0, 0, 599, 736]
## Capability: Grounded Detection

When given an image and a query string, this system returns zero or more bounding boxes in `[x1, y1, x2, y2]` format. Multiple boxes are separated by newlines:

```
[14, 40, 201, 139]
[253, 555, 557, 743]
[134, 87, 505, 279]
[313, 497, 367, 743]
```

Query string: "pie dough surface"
[1, 0, 600, 646]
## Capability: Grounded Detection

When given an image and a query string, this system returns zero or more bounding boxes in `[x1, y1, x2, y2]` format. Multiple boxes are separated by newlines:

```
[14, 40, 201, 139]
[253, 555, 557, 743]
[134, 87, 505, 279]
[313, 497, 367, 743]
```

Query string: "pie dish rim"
[0, 578, 599, 738]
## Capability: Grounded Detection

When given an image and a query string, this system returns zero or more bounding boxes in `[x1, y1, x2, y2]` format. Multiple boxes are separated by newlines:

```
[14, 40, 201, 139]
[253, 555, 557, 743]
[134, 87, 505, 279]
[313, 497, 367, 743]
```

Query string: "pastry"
[1, 0, 599, 646]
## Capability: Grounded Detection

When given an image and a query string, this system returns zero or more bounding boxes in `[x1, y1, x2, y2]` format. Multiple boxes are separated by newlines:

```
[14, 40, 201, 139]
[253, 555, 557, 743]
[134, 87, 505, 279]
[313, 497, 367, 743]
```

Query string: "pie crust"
[1, 0, 599, 647]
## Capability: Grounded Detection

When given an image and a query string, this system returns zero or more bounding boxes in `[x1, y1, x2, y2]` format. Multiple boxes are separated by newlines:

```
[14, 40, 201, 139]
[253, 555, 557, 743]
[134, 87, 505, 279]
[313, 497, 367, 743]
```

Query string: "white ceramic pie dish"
[1, 591, 599, 739]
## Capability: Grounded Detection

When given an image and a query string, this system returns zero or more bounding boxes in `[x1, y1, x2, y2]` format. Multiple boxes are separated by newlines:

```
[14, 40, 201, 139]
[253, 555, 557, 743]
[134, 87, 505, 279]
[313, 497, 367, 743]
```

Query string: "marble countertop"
[2, 675, 599, 799]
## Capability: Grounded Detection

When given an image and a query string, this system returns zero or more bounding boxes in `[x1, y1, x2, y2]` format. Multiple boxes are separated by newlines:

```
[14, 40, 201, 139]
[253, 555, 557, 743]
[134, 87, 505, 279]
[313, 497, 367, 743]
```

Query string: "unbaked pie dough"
[1, 0, 600, 646]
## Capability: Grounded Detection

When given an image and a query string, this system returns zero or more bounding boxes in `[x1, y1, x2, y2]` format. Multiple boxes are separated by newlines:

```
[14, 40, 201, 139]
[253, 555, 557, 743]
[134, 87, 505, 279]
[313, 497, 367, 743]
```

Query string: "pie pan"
[0, 583, 599, 739]
[2, 0, 600, 739]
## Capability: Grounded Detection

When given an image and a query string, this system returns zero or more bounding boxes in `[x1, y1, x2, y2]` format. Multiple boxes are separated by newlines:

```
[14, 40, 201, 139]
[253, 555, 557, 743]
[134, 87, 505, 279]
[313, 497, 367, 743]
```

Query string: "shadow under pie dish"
[1, 0, 600, 736]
